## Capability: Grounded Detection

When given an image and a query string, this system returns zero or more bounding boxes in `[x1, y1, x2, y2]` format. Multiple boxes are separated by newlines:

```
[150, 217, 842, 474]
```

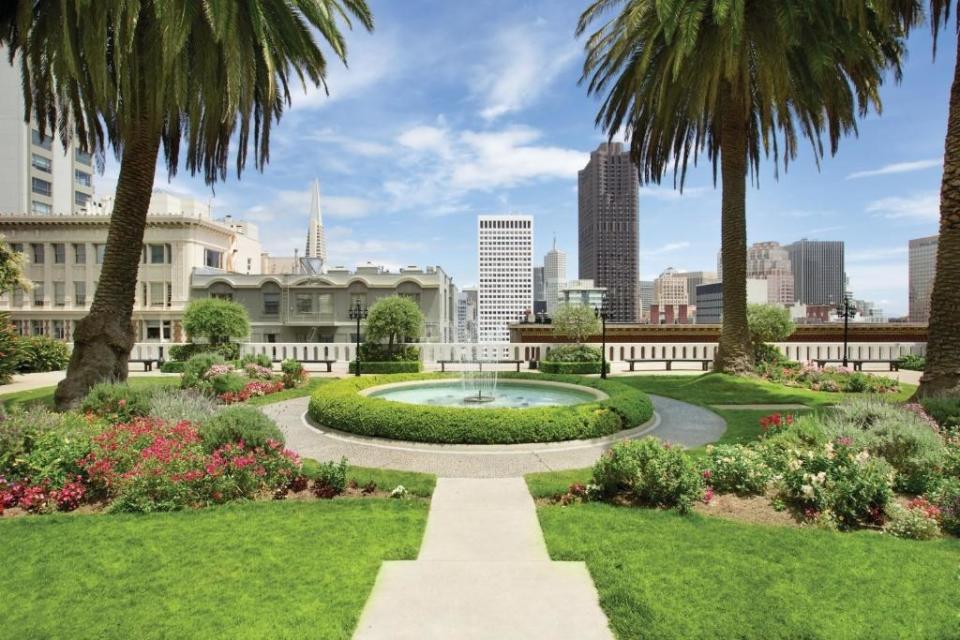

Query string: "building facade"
[909, 234, 937, 323]
[786, 239, 845, 306]
[747, 241, 794, 305]
[457, 287, 478, 343]
[560, 279, 607, 309]
[0, 192, 262, 342]
[533, 266, 546, 315]
[682, 270, 718, 308]
[654, 268, 689, 307]
[192, 264, 456, 343]
[543, 239, 567, 316]
[638, 280, 655, 322]
[694, 279, 769, 324]
[0, 53, 95, 215]
[477, 215, 533, 343]
[578, 142, 639, 322]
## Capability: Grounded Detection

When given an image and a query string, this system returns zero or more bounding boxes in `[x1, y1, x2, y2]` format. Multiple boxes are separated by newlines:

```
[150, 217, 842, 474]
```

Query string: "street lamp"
[835, 293, 854, 368]
[594, 300, 612, 379]
[349, 301, 368, 376]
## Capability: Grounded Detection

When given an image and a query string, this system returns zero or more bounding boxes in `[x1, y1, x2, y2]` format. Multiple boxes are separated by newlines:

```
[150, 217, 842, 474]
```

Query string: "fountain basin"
[362, 379, 608, 409]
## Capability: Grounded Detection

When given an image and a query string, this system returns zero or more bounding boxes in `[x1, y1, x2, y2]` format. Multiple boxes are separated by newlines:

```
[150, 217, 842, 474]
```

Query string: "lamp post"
[594, 300, 611, 379]
[835, 293, 854, 368]
[349, 301, 368, 376]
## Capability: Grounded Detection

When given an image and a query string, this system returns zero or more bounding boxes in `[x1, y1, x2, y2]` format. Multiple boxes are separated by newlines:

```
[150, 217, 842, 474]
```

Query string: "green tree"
[747, 304, 795, 363]
[183, 299, 251, 345]
[0, 234, 29, 296]
[577, 0, 906, 374]
[364, 296, 424, 357]
[0, 1, 374, 408]
[553, 304, 601, 344]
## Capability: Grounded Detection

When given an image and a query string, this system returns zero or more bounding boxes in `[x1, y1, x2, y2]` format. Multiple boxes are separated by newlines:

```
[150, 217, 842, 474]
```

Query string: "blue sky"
[100, 0, 955, 317]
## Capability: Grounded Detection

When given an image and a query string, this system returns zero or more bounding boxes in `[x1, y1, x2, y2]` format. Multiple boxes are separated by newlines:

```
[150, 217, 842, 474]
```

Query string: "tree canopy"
[0, 235, 28, 296]
[183, 299, 250, 344]
[553, 304, 601, 344]
[364, 296, 423, 354]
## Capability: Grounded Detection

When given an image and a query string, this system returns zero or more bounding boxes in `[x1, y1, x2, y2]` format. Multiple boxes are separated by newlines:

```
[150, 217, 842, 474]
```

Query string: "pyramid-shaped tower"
[305, 179, 327, 264]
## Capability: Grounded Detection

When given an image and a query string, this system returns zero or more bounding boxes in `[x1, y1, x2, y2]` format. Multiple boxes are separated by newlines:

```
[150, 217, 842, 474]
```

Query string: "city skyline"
[57, 0, 952, 317]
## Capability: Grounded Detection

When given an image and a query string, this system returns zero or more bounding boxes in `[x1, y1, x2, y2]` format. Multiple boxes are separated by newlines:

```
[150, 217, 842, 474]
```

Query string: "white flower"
[801, 484, 815, 498]
[788, 459, 802, 472]
[855, 451, 871, 464]
[390, 485, 407, 499]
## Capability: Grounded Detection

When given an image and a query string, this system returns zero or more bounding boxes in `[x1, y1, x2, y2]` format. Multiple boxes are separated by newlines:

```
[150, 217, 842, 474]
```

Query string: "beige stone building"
[909, 234, 938, 323]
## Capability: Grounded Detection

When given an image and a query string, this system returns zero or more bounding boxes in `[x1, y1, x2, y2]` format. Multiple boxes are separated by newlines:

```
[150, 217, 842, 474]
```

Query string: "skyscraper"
[0, 50, 95, 215]
[304, 179, 327, 265]
[543, 237, 567, 315]
[477, 215, 533, 343]
[682, 271, 718, 308]
[909, 235, 938, 323]
[638, 280, 655, 321]
[786, 239, 845, 306]
[533, 266, 545, 314]
[578, 142, 639, 322]
[747, 241, 794, 305]
[456, 287, 479, 343]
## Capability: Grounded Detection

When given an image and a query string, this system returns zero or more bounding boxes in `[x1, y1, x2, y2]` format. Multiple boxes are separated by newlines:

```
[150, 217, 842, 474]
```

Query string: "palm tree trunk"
[54, 129, 161, 409]
[713, 84, 754, 374]
[914, 37, 960, 399]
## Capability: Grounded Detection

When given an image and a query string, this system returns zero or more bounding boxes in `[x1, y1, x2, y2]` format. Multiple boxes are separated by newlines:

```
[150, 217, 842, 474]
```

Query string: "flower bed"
[180, 353, 295, 403]
[308, 372, 653, 444]
[757, 361, 900, 393]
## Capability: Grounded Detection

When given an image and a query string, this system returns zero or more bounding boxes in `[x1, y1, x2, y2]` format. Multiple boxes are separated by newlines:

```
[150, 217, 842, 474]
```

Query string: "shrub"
[592, 438, 704, 513]
[703, 444, 772, 495]
[240, 353, 273, 368]
[198, 406, 284, 453]
[0, 313, 20, 384]
[777, 439, 894, 529]
[364, 296, 423, 358]
[358, 343, 421, 362]
[929, 478, 960, 535]
[0, 406, 97, 488]
[348, 360, 421, 374]
[883, 499, 942, 540]
[15, 336, 69, 373]
[920, 395, 960, 434]
[81, 383, 154, 422]
[540, 360, 609, 375]
[183, 298, 250, 344]
[148, 388, 219, 424]
[280, 359, 307, 389]
[169, 342, 241, 362]
[896, 354, 926, 371]
[552, 304, 600, 344]
[312, 457, 348, 498]
[181, 353, 227, 391]
[159, 361, 185, 373]
[243, 363, 274, 380]
[218, 380, 285, 404]
[544, 344, 602, 363]
[748, 304, 794, 362]
[756, 362, 900, 394]
[308, 373, 653, 445]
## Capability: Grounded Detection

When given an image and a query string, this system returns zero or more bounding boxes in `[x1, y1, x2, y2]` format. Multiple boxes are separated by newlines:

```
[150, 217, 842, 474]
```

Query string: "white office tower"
[0, 50, 95, 215]
[909, 235, 937, 323]
[478, 215, 533, 343]
[304, 179, 327, 266]
[543, 236, 567, 315]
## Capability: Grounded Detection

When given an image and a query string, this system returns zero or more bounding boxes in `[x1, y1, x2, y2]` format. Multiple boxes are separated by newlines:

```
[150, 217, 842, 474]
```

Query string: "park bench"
[278, 358, 336, 372]
[625, 359, 712, 372]
[814, 359, 900, 372]
[129, 358, 163, 372]
[438, 359, 524, 373]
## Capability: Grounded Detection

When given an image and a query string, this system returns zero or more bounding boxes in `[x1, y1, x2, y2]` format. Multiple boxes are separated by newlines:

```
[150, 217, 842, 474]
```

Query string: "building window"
[33, 282, 44, 307]
[74, 170, 92, 187]
[53, 243, 65, 264]
[145, 320, 172, 341]
[74, 281, 86, 306]
[31, 243, 44, 264]
[147, 282, 165, 307]
[317, 294, 333, 316]
[211, 292, 233, 301]
[31, 154, 52, 173]
[10, 243, 22, 254]
[75, 149, 92, 164]
[32, 177, 52, 197]
[75, 191, 91, 207]
[52, 320, 66, 340]
[31, 129, 52, 150]
[146, 243, 170, 264]
[31, 320, 45, 336]
[349, 294, 366, 310]
[204, 248, 223, 269]
[265, 333, 277, 343]
[94, 244, 106, 264]
[54, 281, 65, 306]
[295, 294, 313, 313]
[263, 291, 280, 315]
[74, 243, 86, 264]
[31, 201, 52, 215]
[167, 283, 172, 308]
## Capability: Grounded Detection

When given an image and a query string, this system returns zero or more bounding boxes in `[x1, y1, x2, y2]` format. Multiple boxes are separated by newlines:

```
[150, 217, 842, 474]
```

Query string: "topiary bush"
[169, 342, 241, 362]
[358, 343, 420, 362]
[348, 360, 421, 374]
[592, 438, 704, 513]
[80, 382, 155, 422]
[540, 361, 609, 374]
[308, 372, 653, 444]
[198, 406, 284, 453]
[182, 298, 250, 344]
[15, 336, 69, 373]
[544, 344, 602, 362]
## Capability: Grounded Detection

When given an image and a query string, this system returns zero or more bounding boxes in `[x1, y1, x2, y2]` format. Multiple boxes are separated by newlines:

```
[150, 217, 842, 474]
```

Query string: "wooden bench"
[279, 358, 336, 372]
[625, 359, 712, 372]
[814, 359, 900, 372]
[438, 359, 523, 373]
[129, 359, 162, 372]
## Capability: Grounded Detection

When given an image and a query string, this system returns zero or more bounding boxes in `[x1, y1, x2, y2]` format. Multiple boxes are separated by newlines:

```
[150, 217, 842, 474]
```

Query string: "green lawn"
[0, 500, 428, 640]
[539, 503, 960, 639]
[0, 375, 178, 409]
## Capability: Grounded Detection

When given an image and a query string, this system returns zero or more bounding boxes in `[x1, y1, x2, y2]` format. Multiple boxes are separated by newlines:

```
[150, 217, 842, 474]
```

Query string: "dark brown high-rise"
[578, 142, 639, 322]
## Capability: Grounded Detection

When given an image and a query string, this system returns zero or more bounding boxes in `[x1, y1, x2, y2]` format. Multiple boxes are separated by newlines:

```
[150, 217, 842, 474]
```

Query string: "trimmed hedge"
[168, 342, 241, 362]
[159, 361, 186, 374]
[540, 361, 610, 375]
[308, 372, 653, 444]
[348, 361, 421, 374]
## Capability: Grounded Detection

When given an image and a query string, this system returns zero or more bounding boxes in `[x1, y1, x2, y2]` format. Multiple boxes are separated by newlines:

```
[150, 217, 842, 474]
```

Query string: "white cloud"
[309, 129, 393, 157]
[846, 158, 941, 180]
[640, 241, 691, 258]
[323, 196, 376, 219]
[865, 192, 939, 221]
[396, 125, 452, 156]
[473, 24, 579, 121]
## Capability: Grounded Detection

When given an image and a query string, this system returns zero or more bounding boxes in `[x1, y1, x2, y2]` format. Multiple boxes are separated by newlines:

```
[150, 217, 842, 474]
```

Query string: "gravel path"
[261, 394, 725, 478]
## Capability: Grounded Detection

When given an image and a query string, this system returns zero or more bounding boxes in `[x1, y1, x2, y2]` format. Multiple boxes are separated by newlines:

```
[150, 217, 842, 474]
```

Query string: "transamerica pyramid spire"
[305, 179, 327, 264]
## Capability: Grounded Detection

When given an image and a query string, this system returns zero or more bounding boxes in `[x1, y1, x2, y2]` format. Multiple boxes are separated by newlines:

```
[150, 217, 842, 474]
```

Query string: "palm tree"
[577, 0, 908, 373]
[0, 1, 373, 407]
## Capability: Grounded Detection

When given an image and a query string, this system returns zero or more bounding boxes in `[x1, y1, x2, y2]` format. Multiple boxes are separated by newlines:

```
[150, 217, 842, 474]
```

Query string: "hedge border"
[308, 372, 653, 445]
[347, 361, 421, 374]
[539, 361, 610, 375]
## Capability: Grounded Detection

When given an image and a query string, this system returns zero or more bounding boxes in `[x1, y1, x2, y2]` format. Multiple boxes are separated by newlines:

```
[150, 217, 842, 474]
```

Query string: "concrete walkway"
[354, 478, 613, 640]
[261, 394, 726, 478]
